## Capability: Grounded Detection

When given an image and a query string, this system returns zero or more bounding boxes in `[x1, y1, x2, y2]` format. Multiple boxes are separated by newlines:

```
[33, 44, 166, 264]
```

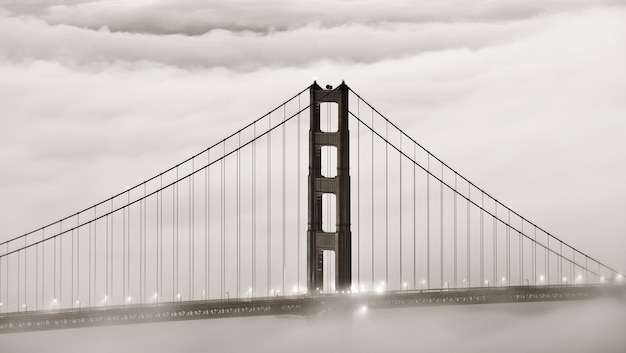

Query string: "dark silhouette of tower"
[307, 82, 351, 293]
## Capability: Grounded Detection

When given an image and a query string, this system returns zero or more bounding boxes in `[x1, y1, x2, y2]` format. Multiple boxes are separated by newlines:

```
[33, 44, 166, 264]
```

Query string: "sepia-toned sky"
[0, 0, 625, 275]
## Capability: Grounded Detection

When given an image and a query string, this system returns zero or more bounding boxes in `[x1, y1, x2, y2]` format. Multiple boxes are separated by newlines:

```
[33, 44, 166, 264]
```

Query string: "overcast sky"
[0, 0, 625, 277]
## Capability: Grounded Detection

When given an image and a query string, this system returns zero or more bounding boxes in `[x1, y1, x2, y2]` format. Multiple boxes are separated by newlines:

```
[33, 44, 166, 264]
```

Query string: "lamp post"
[421, 280, 426, 292]
[462, 279, 466, 289]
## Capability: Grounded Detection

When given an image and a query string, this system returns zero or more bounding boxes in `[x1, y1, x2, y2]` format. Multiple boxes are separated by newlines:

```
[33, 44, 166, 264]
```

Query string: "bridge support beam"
[307, 82, 351, 294]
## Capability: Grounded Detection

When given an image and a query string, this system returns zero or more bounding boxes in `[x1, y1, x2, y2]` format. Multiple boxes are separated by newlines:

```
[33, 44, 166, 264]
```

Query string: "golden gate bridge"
[0, 82, 623, 333]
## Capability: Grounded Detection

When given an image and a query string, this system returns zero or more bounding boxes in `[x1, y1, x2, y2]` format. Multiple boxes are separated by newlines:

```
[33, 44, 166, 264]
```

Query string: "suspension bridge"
[0, 82, 623, 333]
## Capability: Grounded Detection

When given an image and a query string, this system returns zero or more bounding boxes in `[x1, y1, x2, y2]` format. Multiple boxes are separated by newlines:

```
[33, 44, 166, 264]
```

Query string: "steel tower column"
[307, 82, 351, 293]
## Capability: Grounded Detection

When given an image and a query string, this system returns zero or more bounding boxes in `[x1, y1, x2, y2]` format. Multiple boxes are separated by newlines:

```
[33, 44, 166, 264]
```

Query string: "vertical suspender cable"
[282, 105, 286, 295]
[547, 235, 550, 285]
[159, 174, 163, 300]
[206, 153, 210, 298]
[222, 142, 226, 299]
[36, 233, 39, 310]
[238, 132, 242, 297]
[204, 154, 208, 298]
[533, 225, 537, 285]
[413, 143, 416, 289]
[252, 124, 256, 295]
[506, 207, 511, 284]
[357, 98, 360, 290]
[385, 120, 389, 287]
[123, 193, 126, 302]
[371, 109, 374, 289]
[107, 205, 109, 302]
[426, 155, 430, 289]
[190, 160, 194, 300]
[60, 221, 63, 307]
[297, 95, 301, 292]
[172, 173, 176, 300]
[518, 219, 524, 285]
[174, 167, 180, 299]
[467, 184, 470, 287]
[454, 174, 457, 288]
[480, 192, 484, 286]
[494, 205, 497, 285]
[440, 163, 443, 289]
[399, 134, 403, 288]
[267, 114, 272, 296]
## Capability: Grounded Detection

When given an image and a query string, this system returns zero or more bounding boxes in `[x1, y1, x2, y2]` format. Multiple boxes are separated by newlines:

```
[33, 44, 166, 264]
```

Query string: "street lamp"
[76, 300, 81, 310]
[485, 280, 489, 288]
[539, 276, 545, 285]
[501, 277, 506, 287]
[421, 280, 426, 291]
[562, 277, 567, 285]
[127, 296, 132, 305]
[403, 282, 408, 292]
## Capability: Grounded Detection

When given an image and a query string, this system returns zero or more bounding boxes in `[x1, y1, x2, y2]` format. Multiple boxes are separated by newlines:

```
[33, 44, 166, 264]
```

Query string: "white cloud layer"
[0, 0, 625, 274]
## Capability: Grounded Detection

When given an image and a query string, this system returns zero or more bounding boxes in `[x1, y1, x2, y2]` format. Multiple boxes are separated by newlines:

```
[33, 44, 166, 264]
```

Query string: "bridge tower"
[307, 82, 351, 293]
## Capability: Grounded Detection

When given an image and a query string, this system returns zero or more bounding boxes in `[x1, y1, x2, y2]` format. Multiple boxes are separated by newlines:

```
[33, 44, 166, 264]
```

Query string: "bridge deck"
[1, 285, 623, 334]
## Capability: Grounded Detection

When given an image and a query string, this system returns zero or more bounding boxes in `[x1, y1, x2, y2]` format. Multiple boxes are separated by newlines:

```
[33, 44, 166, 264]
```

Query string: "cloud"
[2, 0, 623, 35]
[0, 1, 624, 275]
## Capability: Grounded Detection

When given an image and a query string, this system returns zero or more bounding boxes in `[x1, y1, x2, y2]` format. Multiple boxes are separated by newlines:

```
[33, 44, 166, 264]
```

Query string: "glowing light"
[403, 282, 408, 288]
[53, 298, 57, 303]
[360, 305, 368, 312]
[375, 286, 384, 294]
[127, 296, 132, 303]
[22, 304, 26, 308]
[617, 274, 624, 282]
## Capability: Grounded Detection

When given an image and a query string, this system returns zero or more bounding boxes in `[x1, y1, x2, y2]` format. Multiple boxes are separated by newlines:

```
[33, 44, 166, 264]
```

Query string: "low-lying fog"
[1, 299, 624, 352]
